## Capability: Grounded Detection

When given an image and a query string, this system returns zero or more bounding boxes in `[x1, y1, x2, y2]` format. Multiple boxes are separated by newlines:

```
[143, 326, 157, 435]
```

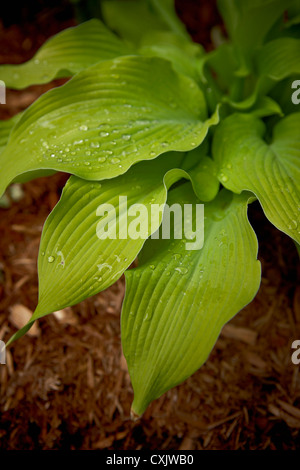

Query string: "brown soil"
[0, 0, 299, 450]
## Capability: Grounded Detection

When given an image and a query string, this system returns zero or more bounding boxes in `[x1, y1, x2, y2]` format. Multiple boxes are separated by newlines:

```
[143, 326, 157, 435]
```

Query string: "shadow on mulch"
[0, 0, 299, 451]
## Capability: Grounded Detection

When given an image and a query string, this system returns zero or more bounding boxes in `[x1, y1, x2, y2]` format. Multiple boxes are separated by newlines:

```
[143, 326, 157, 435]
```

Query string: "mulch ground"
[0, 0, 299, 450]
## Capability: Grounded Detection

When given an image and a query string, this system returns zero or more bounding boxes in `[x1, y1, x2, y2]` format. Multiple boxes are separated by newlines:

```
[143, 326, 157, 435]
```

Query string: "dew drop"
[79, 125, 88, 131]
[111, 157, 121, 164]
[175, 267, 188, 274]
[288, 220, 298, 230]
[97, 263, 112, 273]
[220, 174, 228, 183]
[48, 256, 55, 263]
[100, 131, 109, 137]
[91, 142, 100, 148]
[122, 134, 131, 141]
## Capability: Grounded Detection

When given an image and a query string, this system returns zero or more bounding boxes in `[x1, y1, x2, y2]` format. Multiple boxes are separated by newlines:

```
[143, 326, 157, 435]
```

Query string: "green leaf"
[148, 0, 190, 41]
[246, 96, 283, 118]
[0, 19, 132, 89]
[0, 114, 21, 154]
[181, 143, 220, 201]
[0, 114, 56, 184]
[139, 31, 204, 81]
[101, 0, 168, 45]
[122, 185, 261, 416]
[224, 37, 300, 109]
[256, 37, 300, 86]
[199, 43, 238, 92]
[0, 55, 219, 198]
[5, 153, 191, 345]
[12, 170, 57, 184]
[217, 0, 296, 52]
[213, 113, 300, 243]
[101, 0, 189, 45]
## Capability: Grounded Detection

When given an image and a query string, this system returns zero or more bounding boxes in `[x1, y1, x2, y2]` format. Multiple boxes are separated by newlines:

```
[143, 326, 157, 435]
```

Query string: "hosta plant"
[0, 0, 299, 417]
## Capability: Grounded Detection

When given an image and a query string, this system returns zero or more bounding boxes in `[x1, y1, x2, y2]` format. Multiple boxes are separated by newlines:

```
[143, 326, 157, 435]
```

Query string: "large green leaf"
[101, 0, 189, 45]
[213, 113, 300, 243]
[148, 0, 190, 41]
[122, 185, 261, 416]
[217, 0, 296, 55]
[0, 19, 132, 89]
[101, 0, 168, 45]
[0, 56, 218, 197]
[5, 153, 195, 345]
[139, 31, 204, 81]
[224, 37, 300, 109]
[256, 37, 300, 87]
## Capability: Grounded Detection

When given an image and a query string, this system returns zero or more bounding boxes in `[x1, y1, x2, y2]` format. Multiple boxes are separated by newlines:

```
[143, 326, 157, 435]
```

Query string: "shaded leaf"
[139, 31, 204, 81]
[218, 0, 296, 53]
[213, 112, 300, 243]
[101, 0, 188, 45]
[256, 37, 300, 87]
[225, 37, 300, 109]
[148, 0, 190, 41]
[0, 114, 21, 154]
